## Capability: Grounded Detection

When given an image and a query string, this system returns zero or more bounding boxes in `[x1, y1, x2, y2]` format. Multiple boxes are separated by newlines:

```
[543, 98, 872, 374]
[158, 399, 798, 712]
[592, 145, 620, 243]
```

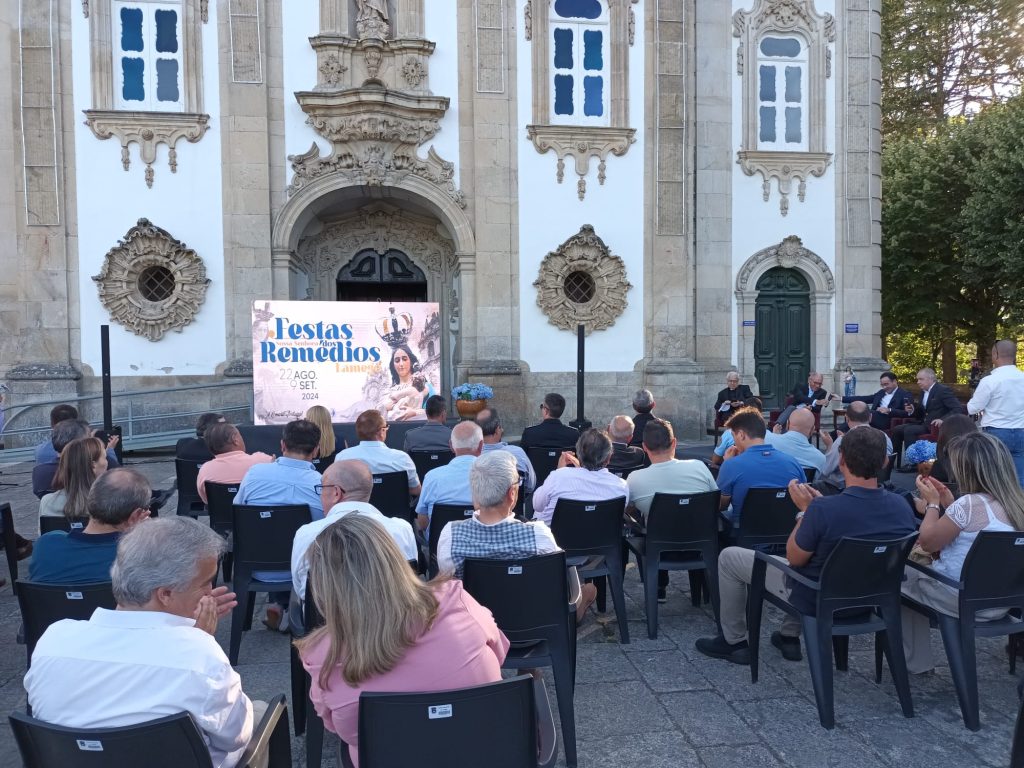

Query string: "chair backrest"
[9, 710, 214, 768]
[232, 504, 312, 570]
[804, 467, 817, 482]
[462, 552, 570, 642]
[303, 579, 324, 634]
[526, 447, 562, 488]
[878, 453, 897, 483]
[645, 491, 722, 548]
[16, 581, 116, 665]
[960, 531, 1024, 609]
[38, 517, 86, 535]
[369, 472, 412, 523]
[550, 496, 627, 557]
[735, 487, 799, 550]
[816, 534, 918, 610]
[428, 503, 476, 565]
[174, 459, 206, 515]
[409, 450, 455, 482]
[610, 464, 644, 480]
[204, 481, 239, 536]
[1, 502, 19, 587]
[357, 676, 536, 768]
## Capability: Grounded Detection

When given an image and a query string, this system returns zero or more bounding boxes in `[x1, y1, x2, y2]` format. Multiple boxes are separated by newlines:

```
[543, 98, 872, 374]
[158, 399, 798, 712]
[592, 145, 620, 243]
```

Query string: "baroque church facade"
[0, 0, 885, 437]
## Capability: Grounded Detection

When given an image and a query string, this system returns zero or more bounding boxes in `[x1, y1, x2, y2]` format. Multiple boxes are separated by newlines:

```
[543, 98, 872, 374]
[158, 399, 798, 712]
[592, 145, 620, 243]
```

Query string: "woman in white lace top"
[901, 431, 1024, 673]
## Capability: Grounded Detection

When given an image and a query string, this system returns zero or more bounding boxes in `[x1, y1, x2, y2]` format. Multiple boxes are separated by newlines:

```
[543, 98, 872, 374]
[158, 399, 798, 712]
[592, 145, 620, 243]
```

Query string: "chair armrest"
[753, 550, 821, 590]
[905, 558, 962, 589]
[567, 566, 582, 612]
[238, 694, 291, 768]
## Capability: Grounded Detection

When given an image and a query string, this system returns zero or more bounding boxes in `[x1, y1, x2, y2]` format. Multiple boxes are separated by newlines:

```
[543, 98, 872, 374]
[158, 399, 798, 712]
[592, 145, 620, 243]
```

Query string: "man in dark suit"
[629, 389, 656, 446]
[175, 412, 225, 463]
[840, 371, 913, 432]
[607, 415, 648, 475]
[714, 372, 754, 414]
[892, 368, 964, 469]
[776, 372, 832, 429]
[519, 393, 579, 451]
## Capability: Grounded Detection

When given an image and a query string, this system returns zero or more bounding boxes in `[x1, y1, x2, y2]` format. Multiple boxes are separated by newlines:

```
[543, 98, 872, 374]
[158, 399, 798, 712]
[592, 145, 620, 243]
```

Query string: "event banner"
[252, 300, 442, 425]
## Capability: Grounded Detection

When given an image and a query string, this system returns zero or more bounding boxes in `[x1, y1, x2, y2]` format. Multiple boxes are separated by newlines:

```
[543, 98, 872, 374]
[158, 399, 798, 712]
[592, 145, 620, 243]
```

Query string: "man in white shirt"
[25, 518, 260, 768]
[767, 407, 826, 475]
[531, 428, 629, 525]
[968, 339, 1024, 485]
[291, 460, 417, 604]
[335, 409, 421, 496]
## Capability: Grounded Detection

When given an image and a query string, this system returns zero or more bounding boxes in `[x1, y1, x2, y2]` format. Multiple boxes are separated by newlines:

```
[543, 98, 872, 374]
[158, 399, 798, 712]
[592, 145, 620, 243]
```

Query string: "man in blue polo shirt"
[416, 420, 483, 537]
[716, 408, 804, 526]
[30, 468, 151, 584]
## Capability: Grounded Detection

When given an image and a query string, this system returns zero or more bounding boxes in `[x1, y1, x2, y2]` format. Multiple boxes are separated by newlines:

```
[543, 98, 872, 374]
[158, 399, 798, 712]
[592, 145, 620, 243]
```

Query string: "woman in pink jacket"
[295, 515, 509, 766]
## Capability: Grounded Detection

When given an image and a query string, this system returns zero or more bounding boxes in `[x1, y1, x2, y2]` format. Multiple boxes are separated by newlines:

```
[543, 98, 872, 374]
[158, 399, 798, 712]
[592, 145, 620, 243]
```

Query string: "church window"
[549, 1, 608, 124]
[756, 35, 806, 150]
[113, 2, 184, 111]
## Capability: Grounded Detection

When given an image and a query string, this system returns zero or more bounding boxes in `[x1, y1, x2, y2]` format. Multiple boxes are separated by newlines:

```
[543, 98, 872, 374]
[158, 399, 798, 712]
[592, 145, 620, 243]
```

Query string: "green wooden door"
[754, 268, 811, 409]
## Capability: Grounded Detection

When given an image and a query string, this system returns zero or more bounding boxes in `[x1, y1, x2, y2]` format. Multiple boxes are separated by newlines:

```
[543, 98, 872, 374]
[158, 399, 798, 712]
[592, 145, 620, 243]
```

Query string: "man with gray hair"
[531, 428, 629, 525]
[476, 406, 536, 492]
[29, 467, 152, 584]
[817, 401, 893, 490]
[25, 517, 263, 768]
[608, 415, 647, 475]
[629, 389, 656, 446]
[415, 420, 484, 535]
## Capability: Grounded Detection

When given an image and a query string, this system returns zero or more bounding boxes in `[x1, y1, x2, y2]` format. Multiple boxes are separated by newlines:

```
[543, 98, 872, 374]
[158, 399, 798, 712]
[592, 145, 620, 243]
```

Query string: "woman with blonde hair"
[304, 405, 338, 472]
[38, 436, 107, 528]
[295, 515, 508, 766]
[903, 431, 1024, 673]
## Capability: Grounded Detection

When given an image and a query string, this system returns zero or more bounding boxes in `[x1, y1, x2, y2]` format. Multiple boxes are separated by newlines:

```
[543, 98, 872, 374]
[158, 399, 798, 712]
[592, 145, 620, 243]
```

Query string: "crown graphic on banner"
[376, 306, 414, 348]
[253, 302, 274, 322]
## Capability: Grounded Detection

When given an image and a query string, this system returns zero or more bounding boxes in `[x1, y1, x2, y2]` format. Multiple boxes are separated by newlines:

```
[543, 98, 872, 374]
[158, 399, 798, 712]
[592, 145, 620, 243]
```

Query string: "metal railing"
[0, 380, 254, 461]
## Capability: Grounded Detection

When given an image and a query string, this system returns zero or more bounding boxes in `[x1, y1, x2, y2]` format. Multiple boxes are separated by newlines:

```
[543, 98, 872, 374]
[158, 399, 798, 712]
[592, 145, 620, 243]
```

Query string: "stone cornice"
[526, 125, 637, 201]
[737, 150, 832, 217]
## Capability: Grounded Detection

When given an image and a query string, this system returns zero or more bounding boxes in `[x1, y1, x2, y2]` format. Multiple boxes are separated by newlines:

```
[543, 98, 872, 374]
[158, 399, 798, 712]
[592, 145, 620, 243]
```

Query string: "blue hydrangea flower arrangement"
[904, 440, 937, 465]
[451, 383, 494, 401]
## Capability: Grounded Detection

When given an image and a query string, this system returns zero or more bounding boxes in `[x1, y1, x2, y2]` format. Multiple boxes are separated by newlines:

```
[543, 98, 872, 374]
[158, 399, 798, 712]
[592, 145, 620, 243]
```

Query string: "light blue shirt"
[35, 440, 119, 467]
[415, 455, 477, 536]
[336, 441, 420, 488]
[482, 441, 536, 492]
[766, 431, 826, 472]
[714, 429, 736, 458]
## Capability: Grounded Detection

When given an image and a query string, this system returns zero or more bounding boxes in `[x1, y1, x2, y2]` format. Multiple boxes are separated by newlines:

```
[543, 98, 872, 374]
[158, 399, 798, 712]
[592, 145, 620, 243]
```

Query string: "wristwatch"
[925, 503, 941, 513]
[795, 511, 805, 521]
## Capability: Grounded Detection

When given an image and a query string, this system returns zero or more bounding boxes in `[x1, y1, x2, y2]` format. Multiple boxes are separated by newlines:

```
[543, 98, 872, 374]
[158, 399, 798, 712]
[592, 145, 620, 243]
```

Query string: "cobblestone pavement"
[0, 446, 1019, 767]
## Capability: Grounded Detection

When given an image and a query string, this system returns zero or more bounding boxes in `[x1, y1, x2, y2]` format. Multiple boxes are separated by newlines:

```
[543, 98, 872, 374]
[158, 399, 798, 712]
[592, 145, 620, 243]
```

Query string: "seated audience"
[305, 405, 339, 472]
[336, 409, 421, 497]
[196, 422, 273, 503]
[608, 415, 648, 475]
[714, 372, 754, 418]
[175, 411, 226, 463]
[34, 404, 119, 467]
[33, 418, 118, 498]
[531, 428, 629, 526]
[416, 421, 483, 535]
[926, 413, 977, 485]
[38, 436, 107, 527]
[519, 392, 579, 451]
[716, 408, 804, 526]
[629, 389, 657, 446]
[767, 408, 826, 474]
[817, 401, 893, 490]
[296, 515, 508, 768]
[710, 397, 763, 467]
[25, 517, 259, 768]
[292, 460, 417, 603]
[696, 427, 917, 664]
[840, 371, 912, 432]
[892, 368, 963, 469]
[476, 407, 536, 493]
[902, 431, 1024, 673]
[30, 468, 152, 584]
[402, 395, 452, 452]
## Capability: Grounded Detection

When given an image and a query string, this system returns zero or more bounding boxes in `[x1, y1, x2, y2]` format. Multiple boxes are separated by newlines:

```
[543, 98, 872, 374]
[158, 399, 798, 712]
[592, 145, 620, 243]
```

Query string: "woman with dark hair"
[376, 344, 435, 421]
[927, 413, 977, 484]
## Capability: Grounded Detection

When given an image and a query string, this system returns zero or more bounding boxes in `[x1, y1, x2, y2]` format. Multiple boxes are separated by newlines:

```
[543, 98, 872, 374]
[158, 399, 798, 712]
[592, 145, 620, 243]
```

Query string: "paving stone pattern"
[0, 447, 1018, 767]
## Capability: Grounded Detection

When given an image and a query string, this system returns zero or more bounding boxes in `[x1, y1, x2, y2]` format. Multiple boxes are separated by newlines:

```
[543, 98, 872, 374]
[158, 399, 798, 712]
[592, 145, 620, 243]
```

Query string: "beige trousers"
[718, 546, 802, 645]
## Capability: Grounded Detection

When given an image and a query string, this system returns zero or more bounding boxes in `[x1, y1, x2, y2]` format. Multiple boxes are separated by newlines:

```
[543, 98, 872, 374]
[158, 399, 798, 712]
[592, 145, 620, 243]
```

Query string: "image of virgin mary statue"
[356, 0, 389, 38]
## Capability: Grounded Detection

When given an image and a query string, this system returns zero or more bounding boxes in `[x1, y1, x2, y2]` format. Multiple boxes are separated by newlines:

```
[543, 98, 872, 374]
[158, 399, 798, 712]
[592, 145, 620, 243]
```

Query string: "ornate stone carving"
[527, 125, 636, 200]
[524, 0, 532, 40]
[736, 235, 835, 293]
[355, 0, 390, 40]
[628, 5, 636, 46]
[82, 0, 89, 17]
[533, 225, 632, 334]
[84, 111, 209, 188]
[319, 54, 348, 88]
[364, 43, 384, 79]
[737, 150, 831, 216]
[92, 218, 210, 341]
[402, 58, 426, 89]
[200, 0, 207, 22]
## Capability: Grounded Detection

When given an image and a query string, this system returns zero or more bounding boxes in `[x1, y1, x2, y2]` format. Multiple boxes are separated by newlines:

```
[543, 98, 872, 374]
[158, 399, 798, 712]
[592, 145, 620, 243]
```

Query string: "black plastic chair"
[427, 503, 476, 578]
[204, 481, 239, 583]
[526, 447, 562, 489]
[733, 487, 800, 552]
[901, 530, 1024, 730]
[462, 552, 579, 768]
[228, 503, 312, 664]
[409, 450, 455, 482]
[356, 676, 550, 768]
[804, 467, 817, 482]
[16, 581, 116, 668]
[38, 517, 86, 535]
[10, 694, 291, 768]
[1011, 685, 1024, 768]
[878, 453, 897, 483]
[174, 459, 206, 518]
[369, 471, 413, 524]
[627, 491, 721, 639]
[2, 502, 22, 589]
[290, 581, 325, 768]
[748, 534, 918, 729]
[551, 496, 630, 644]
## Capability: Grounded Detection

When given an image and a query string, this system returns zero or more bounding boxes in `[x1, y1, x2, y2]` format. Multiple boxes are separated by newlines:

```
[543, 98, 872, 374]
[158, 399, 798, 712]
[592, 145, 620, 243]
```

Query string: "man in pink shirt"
[196, 423, 273, 503]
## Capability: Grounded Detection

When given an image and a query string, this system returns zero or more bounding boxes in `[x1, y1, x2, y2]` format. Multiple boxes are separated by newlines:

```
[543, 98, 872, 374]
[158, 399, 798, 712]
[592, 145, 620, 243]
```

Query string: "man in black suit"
[714, 372, 754, 413]
[892, 368, 963, 469]
[174, 412, 225, 463]
[840, 371, 913, 432]
[776, 372, 832, 429]
[608, 415, 648, 475]
[519, 393, 579, 451]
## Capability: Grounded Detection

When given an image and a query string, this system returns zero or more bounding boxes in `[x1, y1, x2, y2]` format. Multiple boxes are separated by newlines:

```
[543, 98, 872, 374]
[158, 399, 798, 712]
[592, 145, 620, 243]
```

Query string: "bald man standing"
[969, 340, 1024, 485]
[608, 415, 648, 475]
[415, 421, 484, 536]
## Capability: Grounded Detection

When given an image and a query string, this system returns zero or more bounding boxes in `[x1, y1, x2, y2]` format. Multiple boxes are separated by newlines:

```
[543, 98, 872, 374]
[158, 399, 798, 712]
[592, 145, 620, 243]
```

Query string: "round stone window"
[563, 271, 596, 304]
[138, 265, 176, 302]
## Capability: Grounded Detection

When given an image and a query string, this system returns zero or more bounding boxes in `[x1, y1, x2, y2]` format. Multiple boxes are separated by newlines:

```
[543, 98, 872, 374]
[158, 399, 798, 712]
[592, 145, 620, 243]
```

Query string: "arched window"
[756, 35, 807, 151]
[549, 0, 609, 126]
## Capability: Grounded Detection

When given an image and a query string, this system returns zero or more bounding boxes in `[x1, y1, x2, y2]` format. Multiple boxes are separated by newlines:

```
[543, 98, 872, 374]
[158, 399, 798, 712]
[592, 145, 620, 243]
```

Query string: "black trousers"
[892, 422, 930, 463]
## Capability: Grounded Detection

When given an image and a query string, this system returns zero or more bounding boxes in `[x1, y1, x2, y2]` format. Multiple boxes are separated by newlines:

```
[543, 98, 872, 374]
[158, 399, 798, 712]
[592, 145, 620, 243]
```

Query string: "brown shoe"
[262, 605, 283, 631]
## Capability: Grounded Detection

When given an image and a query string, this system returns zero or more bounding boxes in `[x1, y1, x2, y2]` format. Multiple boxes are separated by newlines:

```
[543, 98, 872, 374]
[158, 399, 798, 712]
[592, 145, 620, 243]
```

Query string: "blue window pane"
[759, 36, 801, 58]
[554, 0, 602, 19]
[583, 30, 603, 70]
[155, 9, 178, 53]
[156, 59, 179, 102]
[119, 7, 144, 52]
[759, 65, 775, 102]
[553, 28, 573, 70]
[554, 74, 574, 115]
[121, 57, 145, 102]
[583, 76, 603, 116]
[785, 107, 802, 143]
[759, 106, 776, 143]
[785, 66, 801, 103]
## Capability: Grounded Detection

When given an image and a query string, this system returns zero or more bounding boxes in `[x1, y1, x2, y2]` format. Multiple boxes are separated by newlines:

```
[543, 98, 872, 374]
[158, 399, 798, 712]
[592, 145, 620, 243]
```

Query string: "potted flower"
[451, 382, 494, 418]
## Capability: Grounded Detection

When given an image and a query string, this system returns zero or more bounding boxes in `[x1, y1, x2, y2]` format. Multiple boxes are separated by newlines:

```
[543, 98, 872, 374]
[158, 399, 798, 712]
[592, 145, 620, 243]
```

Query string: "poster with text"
[252, 300, 443, 425]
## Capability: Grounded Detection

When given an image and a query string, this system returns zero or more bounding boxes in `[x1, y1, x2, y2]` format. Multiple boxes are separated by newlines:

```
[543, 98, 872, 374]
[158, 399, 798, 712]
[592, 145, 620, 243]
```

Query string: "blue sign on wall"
[742, 320, 755, 327]
[844, 323, 859, 333]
